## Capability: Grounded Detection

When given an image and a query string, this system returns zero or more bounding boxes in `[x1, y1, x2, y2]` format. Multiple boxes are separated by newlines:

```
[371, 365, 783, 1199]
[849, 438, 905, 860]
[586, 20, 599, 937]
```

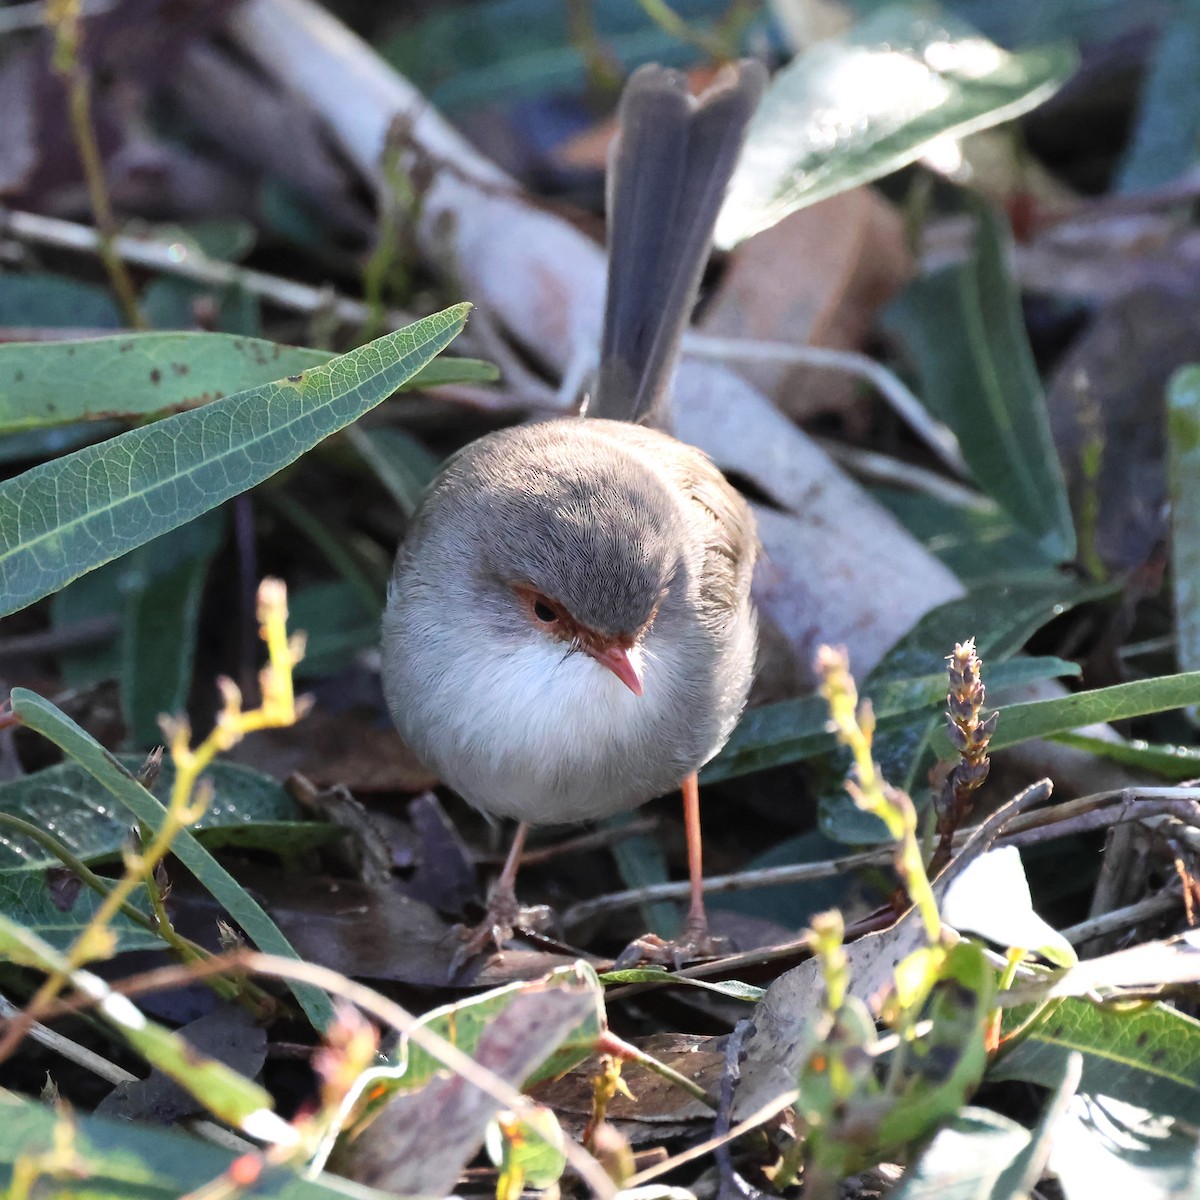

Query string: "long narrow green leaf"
[951, 671, 1200, 757]
[10, 688, 336, 1032]
[708, 655, 1078, 784]
[0, 1094, 394, 1198]
[0, 305, 469, 617]
[1168, 365, 1200, 676]
[0, 914, 287, 1141]
[0, 328, 495, 434]
[888, 208, 1076, 560]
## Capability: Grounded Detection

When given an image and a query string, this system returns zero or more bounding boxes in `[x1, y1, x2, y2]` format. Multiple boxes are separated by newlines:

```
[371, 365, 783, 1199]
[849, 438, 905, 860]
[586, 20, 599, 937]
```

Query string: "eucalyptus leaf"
[973, 671, 1200, 757]
[996, 1000, 1200, 1125]
[0, 328, 494, 435]
[716, 7, 1076, 247]
[708, 650, 1079, 785]
[0, 757, 315, 876]
[0, 306, 469, 617]
[0, 874, 158, 954]
[889, 1108, 1033, 1199]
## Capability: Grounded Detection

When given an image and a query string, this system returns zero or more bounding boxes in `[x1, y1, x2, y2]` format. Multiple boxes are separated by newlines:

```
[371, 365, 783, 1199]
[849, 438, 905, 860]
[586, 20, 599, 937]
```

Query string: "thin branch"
[45, 0, 145, 327]
[0, 991, 252, 1153]
[683, 331, 968, 476]
[0, 207, 409, 330]
[1061, 890, 1182, 946]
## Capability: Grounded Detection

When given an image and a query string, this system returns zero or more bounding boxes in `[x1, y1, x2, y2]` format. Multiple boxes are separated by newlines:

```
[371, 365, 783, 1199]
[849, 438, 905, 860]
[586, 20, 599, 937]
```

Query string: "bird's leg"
[681, 771, 714, 946]
[615, 773, 731, 968]
[452, 822, 552, 968]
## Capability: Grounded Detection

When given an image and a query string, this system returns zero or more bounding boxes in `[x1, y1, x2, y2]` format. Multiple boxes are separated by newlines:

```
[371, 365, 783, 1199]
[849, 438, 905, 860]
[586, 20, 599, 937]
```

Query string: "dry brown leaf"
[340, 984, 598, 1194]
[701, 186, 912, 425]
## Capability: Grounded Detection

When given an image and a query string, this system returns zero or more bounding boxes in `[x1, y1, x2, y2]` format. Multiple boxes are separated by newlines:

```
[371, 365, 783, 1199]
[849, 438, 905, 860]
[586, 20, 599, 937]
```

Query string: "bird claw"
[613, 919, 731, 970]
[448, 896, 553, 977]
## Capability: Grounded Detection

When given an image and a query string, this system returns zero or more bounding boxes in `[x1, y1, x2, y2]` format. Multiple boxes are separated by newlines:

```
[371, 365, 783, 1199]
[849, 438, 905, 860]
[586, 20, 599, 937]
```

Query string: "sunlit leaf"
[889, 1108, 1033, 1198]
[998, 1000, 1200, 1125]
[0, 1093, 387, 1198]
[716, 7, 1076, 247]
[0, 307, 469, 618]
[974, 671, 1200, 756]
[0, 328, 494, 435]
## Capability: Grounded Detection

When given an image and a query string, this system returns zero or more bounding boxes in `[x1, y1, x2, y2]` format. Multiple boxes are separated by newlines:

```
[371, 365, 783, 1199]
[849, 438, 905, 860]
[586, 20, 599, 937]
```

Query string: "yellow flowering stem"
[816, 646, 941, 944]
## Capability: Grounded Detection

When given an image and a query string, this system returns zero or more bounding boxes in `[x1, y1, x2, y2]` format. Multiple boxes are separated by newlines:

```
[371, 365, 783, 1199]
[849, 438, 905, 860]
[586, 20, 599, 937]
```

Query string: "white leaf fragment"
[942, 846, 1077, 967]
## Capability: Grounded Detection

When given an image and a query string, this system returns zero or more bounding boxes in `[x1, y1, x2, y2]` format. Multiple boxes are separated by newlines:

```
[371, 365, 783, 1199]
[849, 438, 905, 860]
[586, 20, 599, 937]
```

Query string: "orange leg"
[682, 772, 709, 937]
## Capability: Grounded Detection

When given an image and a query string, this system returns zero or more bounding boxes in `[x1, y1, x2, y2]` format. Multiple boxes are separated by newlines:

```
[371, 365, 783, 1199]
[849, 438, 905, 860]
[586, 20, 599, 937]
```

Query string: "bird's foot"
[449, 887, 553, 974]
[613, 917, 731, 970]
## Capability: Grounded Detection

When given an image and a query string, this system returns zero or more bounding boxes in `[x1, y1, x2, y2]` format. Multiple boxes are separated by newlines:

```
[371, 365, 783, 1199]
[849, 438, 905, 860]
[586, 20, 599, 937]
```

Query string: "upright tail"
[591, 60, 766, 425]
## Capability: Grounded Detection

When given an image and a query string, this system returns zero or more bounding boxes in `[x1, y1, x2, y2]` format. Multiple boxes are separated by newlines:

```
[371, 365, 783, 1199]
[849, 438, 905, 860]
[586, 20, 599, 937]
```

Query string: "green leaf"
[708, 651, 1078, 785]
[485, 1107, 567, 1192]
[0, 327, 494, 435]
[876, 941, 994, 1147]
[868, 579, 1105, 685]
[889, 1108, 1033, 1199]
[9, 689, 336, 1032]
[598, 967, 764, 1001]
[887, 207, 1076, 560]
[1168, 365, 1200, 677]
[312, 963, 604, 1174]
[0, 914, 285, 1139]
[976, 672, 1200, 757]
[0, 1093, 393, 1199]
[0, 273, 121, 328]
[0, 757, 318, 876]
[996, 1000, 1200, 1125]
[0, 306, 469, 618]
[716, 8, 1077, 247]
[289, 580, 381, 679]
[382, 0, 732, 112]
[869, 486, 1059, 584]
[1051, 731, 1200, 781]
[120, 513, 224, 747]
[1049, 1092, 1200, 1200]
[816, 580, 1104, 843]
[0, 875, 158, 954]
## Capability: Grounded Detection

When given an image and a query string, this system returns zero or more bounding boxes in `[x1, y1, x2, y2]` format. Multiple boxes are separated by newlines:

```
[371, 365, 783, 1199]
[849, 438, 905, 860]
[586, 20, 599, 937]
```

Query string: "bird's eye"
[533, 598, 557, 623]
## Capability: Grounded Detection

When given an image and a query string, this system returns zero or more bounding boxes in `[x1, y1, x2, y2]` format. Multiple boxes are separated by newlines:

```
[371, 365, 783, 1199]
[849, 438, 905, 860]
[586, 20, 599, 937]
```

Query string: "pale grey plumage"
[382, 418, 756, 823]
[381, 62, 762, 837]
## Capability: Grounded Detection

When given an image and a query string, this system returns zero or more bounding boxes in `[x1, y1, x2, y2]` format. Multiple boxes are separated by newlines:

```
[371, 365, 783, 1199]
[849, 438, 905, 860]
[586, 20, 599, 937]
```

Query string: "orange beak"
[587, 643, 643, 696]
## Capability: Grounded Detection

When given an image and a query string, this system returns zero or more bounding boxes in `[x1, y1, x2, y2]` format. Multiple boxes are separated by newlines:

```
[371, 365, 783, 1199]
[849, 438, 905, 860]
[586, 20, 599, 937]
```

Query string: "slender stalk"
[45, 0, 146, 327]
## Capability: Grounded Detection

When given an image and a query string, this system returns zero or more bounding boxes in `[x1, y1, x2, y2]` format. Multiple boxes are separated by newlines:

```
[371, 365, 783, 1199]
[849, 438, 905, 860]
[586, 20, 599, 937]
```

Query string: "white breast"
[391, 622, 689, 825]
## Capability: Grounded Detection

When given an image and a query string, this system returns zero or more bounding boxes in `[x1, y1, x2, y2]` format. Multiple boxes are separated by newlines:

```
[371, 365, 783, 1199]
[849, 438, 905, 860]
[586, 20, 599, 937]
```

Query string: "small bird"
[382, 60, 766, 963]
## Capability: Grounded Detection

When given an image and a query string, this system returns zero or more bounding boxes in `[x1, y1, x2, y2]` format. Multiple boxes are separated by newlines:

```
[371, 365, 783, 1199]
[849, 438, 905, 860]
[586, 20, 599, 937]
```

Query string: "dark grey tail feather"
[592, 60, 766, 425]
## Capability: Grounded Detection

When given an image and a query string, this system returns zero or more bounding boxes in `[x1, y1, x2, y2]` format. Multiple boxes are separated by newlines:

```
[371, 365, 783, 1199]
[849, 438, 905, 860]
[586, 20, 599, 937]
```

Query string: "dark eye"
[533, 598, 557, 623]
